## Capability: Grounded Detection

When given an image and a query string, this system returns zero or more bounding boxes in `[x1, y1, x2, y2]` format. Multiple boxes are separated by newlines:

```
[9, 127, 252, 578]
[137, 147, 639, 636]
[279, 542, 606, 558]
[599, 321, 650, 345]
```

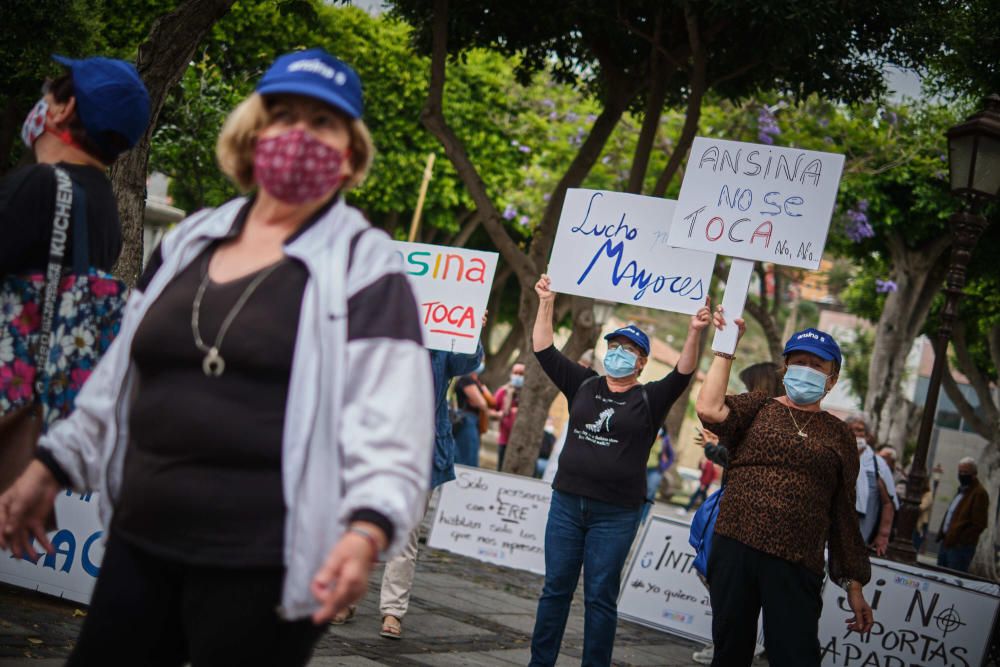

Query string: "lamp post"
[887, 95, 1000, 562]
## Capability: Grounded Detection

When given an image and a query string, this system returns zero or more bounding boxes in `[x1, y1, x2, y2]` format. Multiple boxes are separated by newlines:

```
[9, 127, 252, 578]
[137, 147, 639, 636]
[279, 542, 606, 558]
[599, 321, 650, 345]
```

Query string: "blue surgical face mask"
[604, 347, 638, 378]
[783, 364, 829, 405]
[510, 374, 524, 388]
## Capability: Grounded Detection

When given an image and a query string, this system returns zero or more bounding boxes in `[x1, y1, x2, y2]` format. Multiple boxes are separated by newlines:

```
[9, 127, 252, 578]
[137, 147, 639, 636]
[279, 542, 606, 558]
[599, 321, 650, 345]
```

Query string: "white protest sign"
[0, 491, 103, 604]
[427, 465, 549, 574]
[547, 189, 716, 315]
[667, 137, 845, 270]
[617, 515, 715, 641]
[393, 242, 498, 354]
[819, 559, 999, 667]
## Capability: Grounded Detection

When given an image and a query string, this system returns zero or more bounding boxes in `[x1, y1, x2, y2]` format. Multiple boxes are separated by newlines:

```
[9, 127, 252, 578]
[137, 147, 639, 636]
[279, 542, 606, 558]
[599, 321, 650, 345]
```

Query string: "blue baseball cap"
[783, 328, 842, 366]
[604, 325, 650, 356]
[256, 48, 363, 119]
[52, 55, 150, 154]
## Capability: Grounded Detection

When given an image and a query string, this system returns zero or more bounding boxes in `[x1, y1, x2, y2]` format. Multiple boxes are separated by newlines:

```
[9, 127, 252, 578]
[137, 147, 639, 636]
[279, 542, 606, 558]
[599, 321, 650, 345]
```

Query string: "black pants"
[707, 534, 823, 667]
[68, 534, 325, 666]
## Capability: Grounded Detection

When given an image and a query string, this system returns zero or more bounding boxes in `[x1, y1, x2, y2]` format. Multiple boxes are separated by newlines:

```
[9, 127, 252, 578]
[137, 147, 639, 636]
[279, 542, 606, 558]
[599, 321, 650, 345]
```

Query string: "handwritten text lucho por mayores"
[547, 189, 717, 315]
[666, 137, 845, 270]
[393, 241, 498, 354]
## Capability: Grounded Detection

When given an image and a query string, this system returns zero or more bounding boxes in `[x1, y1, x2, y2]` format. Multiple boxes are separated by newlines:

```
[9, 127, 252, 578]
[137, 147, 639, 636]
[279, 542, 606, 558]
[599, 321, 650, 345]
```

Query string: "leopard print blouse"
[705, 391, 871, 584]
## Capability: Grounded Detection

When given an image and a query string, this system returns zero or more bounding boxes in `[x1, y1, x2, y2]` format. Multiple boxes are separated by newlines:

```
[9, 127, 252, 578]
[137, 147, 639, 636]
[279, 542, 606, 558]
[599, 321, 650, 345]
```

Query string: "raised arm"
[695, 305, 746, 425]
[675, 299, 712, 374]
[533, 274, 555, 352]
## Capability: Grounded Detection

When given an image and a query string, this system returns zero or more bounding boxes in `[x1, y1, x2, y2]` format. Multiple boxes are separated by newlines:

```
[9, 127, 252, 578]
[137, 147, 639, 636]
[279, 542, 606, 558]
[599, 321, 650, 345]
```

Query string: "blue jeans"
[685, 484, 709, 511]
[529, 490, 641, 667]
[937, 544, 976, 572]
[640, 468, 662, 523]
[453, 411, 480, 467]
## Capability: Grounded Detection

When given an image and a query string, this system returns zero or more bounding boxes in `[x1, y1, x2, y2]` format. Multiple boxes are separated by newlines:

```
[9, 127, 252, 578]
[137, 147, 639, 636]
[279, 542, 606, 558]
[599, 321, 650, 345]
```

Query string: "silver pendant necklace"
[191, 254, 284, 377]
[786, 404, 817, 438]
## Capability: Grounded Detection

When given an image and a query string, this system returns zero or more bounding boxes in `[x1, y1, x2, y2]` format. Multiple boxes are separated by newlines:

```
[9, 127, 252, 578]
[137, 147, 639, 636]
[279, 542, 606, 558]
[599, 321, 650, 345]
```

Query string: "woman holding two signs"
[528, 274, 711, 667]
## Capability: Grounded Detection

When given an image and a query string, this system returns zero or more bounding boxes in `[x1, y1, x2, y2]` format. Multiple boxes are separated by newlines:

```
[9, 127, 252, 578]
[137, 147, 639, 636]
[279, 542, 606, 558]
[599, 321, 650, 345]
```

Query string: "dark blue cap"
[52, 54, 150, 153]
[256, 48, 363, 119]
[604, 325, 650, 356]
[783, 328, 842, 366]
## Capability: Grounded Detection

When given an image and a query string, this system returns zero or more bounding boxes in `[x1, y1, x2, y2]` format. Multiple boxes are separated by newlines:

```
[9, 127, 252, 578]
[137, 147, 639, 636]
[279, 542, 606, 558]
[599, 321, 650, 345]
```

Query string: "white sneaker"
[692, 644, 714, 664]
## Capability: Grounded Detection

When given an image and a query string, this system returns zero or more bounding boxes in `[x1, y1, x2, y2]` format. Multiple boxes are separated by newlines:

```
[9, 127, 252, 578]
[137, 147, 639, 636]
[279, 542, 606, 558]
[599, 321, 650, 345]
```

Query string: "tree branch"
[941, 355, 992, 438]
[422, 0, 536, 287]
[952, 320, 997, 424]
[626, 9, 666, 195]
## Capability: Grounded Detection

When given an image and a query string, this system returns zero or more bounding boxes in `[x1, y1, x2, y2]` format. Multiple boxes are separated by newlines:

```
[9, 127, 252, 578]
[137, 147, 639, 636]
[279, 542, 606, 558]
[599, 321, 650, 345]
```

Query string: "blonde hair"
[216, 92, 374, 193]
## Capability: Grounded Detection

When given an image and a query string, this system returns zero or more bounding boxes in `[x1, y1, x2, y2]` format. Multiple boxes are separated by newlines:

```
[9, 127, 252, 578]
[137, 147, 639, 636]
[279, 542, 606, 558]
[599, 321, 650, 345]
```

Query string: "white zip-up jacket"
[39, 196, 434, 619]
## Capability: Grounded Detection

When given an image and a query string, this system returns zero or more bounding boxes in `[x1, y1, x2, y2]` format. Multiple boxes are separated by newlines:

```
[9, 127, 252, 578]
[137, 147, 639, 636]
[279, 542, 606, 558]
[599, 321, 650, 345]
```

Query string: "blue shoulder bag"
[688, 474, 725, 578]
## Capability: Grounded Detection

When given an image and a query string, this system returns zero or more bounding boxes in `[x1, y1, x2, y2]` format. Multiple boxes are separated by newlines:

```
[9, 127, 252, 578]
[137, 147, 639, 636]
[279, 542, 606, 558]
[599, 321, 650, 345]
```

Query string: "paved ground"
[0, 503, 716, 667]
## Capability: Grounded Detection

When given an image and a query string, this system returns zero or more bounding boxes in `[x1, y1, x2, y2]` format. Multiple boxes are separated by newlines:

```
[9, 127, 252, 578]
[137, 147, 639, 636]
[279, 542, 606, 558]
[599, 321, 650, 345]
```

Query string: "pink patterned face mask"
[253, 128, 347, 203]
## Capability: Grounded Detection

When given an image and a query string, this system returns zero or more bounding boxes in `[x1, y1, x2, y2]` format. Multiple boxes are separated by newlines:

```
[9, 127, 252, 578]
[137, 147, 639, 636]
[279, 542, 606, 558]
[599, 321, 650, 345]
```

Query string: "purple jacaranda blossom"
[818, 118, 830, 128]
[518, 215, 530, 227]
[542, 99, 556, 109]
[881, 110, 899, 126]
[524, 177, 535, 187]
[549, 111, 558, 121]
[601, 155, 612, 165]
[875, 279, 898, 293]
[543, 193, 551, 201]
[586, 114, 597, 123]
[845, 201, 875, 242]
[757, 106, 781, 144]
[565, 112, 579, 122]
[510, 139, 520, 147]
[518, 145, 531, 153]
[502, 204, 517, 220]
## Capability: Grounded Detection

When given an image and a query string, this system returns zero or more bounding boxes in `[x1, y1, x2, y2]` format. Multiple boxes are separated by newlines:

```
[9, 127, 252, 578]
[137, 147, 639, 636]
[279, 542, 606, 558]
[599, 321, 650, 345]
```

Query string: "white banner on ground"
[547, 189, 716, 315]
[0, 491, 103, 604]
[393, 241, 498, 354]
[427, 465, 550, 574]
[617, 515, 715, 642]
[819, 559, 1000, 667]
[667, 137, 845, 269]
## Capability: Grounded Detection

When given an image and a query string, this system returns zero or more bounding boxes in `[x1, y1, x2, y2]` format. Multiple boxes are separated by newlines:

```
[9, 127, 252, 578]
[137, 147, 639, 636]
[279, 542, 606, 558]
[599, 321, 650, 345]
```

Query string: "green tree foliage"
[841, 327, 875, 409]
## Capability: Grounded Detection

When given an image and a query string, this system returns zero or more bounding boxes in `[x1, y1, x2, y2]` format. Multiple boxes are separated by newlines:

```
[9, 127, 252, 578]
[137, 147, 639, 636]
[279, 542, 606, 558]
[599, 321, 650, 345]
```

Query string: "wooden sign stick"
[408, 152, 436, 242]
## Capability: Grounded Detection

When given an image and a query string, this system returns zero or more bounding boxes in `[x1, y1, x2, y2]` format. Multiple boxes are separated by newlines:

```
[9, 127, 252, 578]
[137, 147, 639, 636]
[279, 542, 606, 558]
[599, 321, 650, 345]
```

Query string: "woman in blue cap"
[0, 49, 434, 665]
[696, 310, 874, 666]
[528, 274, 711, 667]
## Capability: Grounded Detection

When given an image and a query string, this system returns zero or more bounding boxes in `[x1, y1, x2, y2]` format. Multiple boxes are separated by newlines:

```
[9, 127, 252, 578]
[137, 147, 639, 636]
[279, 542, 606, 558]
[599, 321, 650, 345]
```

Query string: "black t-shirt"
[535, 345, 692, 508]
[113, 243, 308, 567]
[455, 375, 478, 411]
[0, 162, 121, 277]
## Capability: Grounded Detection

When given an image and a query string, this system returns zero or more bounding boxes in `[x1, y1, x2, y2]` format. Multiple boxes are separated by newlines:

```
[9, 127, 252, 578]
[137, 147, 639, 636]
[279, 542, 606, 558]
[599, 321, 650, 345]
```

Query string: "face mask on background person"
[510, 375, 524, 388]
[783, 365, 829, 405]
[857, 438, 868, 452]
[21, 98, 48, 148]
[604, 347, 638, 378]
[959, 473, 973, 487]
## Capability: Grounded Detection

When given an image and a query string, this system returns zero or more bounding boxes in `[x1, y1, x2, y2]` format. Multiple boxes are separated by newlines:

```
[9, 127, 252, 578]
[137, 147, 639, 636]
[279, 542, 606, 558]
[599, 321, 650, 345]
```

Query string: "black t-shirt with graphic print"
[535, 345, 692, 508]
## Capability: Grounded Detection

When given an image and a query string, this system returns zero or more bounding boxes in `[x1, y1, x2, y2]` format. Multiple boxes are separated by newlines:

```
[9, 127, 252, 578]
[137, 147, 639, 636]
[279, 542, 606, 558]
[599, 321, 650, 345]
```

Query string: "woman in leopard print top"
[696, 314, 874, 667]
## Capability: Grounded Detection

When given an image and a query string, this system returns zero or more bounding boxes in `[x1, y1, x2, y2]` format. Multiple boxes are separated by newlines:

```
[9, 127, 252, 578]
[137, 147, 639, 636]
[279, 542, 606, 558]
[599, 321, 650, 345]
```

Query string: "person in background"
[914, 478, 933, 553]
[535, 418, 557, 478]
[542, 350, 596, 483]
[372, 340, 484, 638]
[877, 445, 907, 497]
[493, 362, 525, 471]
[684, 457, 717, 513]
[452, 361, 493, 467]
[846, 415, 897, 556]
[936, 457, 989, 573]
[528, 274, 710, 667]
[697, 320, 873, 666]
[0, 48, 433, 666]
[640, 428, 674, 523]
[1, 54, 149, 280]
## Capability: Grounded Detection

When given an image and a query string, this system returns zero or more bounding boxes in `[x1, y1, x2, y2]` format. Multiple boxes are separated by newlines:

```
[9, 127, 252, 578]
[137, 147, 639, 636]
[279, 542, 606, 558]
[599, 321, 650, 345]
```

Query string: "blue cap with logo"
[52, 54, 150, 154]
[604, 325, 650, 356]
[256, 48, 363, 119]
[783, 327, 842, 366]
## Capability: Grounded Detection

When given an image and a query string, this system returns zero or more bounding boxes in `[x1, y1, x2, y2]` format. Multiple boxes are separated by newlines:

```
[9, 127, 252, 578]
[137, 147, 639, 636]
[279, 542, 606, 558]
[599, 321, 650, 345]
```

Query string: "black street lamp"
[887, 95, 1000, 562]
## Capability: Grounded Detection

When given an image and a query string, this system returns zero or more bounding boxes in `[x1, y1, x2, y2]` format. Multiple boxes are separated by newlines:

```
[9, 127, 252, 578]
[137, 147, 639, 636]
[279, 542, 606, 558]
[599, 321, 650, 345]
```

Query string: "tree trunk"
[971, 443, 1000, 581]
[481, 319, 522, 390]
[110, 0, 237, 286]
[864, 233, 950, 451]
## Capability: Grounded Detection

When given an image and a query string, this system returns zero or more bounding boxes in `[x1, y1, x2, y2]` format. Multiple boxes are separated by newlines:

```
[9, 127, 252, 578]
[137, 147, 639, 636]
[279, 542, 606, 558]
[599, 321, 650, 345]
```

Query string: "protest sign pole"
[711, 257, 754, 354]
[408, 152, 436, 242]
